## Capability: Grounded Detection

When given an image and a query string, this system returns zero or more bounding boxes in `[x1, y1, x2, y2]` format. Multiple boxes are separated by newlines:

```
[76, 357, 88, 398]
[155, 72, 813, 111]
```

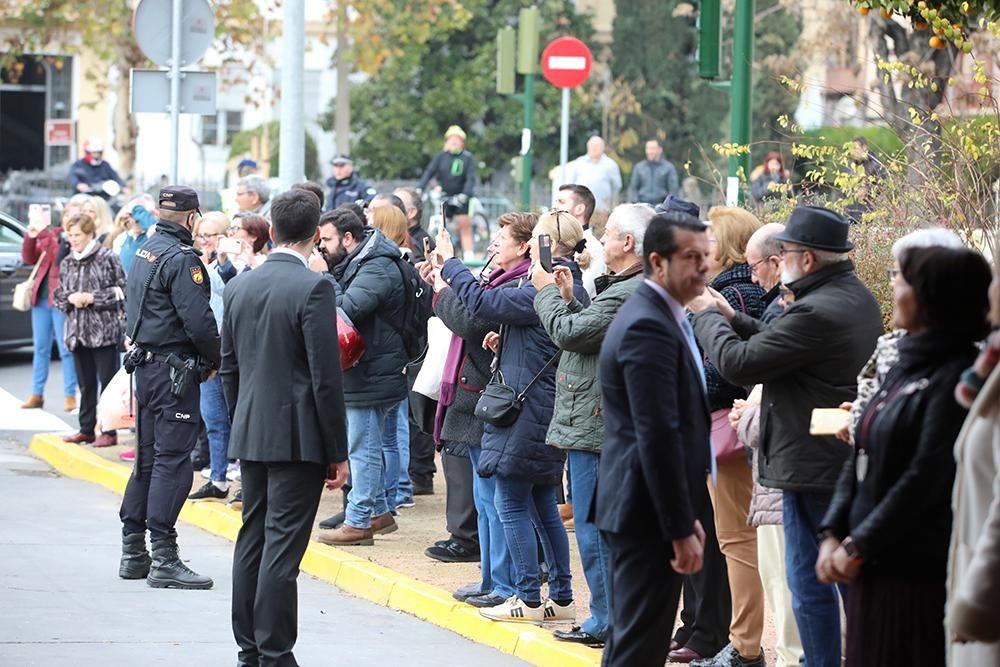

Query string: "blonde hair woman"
[80, 195, 116, 247]
[532, 210, 591, 271]
[369, 205, 409, 250]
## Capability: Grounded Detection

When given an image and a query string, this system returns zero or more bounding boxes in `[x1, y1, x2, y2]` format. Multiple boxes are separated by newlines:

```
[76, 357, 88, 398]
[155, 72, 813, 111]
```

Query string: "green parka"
[533, 266, 643, 452]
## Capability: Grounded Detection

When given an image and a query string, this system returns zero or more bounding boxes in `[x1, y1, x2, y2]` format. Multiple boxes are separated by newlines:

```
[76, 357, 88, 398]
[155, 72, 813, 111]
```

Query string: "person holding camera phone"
[438, 210, 590, 624]
[20, 203, 79, 412]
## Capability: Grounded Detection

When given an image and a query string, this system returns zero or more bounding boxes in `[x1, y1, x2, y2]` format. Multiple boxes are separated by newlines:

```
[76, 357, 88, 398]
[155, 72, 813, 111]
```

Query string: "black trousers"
[232, 460, 326, 667]
[672, 493, 731, 656]
[601, 530, 685, 667]
[407, 394, 437, 487]
[119, 361, 201, 540]
[73, 344, 119, 436]
[441, 450, 478, 550]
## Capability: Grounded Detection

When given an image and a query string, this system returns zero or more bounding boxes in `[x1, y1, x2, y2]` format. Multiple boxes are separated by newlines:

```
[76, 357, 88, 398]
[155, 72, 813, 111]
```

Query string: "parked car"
[0, 211, 35, 350]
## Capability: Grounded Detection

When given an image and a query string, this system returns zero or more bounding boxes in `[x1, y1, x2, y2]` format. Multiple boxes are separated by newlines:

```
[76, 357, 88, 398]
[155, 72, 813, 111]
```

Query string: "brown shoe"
[666, 646, 704, 663]
[63, 432, 96, 444]
[21, 394, 44, 409]
[93, 433, 118, 448]
[317, 524, 374, 546]
[558, 502, 573, 521]
[64, 396, 77, 412]
[371, 512, 398, 536]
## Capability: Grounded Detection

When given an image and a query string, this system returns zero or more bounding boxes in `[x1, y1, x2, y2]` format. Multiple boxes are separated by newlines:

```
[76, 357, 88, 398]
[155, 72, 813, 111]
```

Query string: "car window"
[0, 219, 25, 253]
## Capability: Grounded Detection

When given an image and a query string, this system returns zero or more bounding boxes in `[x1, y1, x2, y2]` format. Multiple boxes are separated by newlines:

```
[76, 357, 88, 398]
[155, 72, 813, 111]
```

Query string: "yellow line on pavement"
[29, 434, 600, 667]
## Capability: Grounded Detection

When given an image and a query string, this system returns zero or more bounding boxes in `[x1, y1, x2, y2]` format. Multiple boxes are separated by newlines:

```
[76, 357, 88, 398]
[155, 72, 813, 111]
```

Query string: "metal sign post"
[541, 37, 593, 188]
[169, 0, 182, 182]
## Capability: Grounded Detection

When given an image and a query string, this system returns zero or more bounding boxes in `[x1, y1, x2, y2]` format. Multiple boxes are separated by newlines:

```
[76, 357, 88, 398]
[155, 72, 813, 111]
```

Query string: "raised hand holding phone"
[27, 204, 51, 237]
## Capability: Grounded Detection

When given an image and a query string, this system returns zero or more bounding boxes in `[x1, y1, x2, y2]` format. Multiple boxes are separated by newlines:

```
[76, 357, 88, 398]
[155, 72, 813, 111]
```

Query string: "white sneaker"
[479, 596, 544, 623]
[543, 598, 575, 622]
[200, 467, 212, 480]
[226, 463, 241, 482]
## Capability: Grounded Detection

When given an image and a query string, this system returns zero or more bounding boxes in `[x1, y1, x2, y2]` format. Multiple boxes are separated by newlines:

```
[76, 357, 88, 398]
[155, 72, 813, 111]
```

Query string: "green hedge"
[800, 126, 905, 159]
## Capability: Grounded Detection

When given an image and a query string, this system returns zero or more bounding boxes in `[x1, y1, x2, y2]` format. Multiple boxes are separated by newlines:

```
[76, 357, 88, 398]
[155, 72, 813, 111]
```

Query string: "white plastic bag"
[412, 317, 451, 400]
[97, 366, 137, 431]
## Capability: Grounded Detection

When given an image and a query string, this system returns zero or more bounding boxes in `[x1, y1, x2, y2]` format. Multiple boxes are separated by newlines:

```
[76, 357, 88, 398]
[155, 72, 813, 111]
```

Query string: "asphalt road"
[0, 351, 527, 667]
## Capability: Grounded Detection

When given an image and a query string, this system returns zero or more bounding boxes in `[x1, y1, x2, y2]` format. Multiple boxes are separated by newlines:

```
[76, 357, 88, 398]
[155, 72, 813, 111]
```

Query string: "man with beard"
[688, 206, 882, 667]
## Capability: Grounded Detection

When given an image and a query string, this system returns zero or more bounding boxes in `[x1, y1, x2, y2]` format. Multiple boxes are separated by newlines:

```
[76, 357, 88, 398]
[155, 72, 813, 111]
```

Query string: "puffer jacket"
[53, 243, 126, 351]
[440, 256, 589, 485]
[332, 228, 408, 408]
[738, 400, 782, 527]
[534, 265, 642, 452]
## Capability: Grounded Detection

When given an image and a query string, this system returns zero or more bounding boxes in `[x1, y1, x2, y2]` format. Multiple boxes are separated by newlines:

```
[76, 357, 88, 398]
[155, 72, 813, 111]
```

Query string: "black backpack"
[389, 257, 434, 363]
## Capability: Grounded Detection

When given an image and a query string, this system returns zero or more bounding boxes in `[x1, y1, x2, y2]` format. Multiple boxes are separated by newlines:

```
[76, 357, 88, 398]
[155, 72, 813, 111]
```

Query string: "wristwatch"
[841, 537, 864, 564]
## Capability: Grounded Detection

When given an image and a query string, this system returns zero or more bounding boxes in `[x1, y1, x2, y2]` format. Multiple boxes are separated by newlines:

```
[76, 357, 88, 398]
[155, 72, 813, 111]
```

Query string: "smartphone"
[28, 204, 51, 230]
[218, 237, 243, 256]
[423, 237, 431, 258]
[538, 234, 553, 273]
[809, 408, 851, 436]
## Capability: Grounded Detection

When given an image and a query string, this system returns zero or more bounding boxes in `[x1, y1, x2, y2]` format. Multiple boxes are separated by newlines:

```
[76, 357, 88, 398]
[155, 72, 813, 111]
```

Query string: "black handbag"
[475, 323, 561, 427]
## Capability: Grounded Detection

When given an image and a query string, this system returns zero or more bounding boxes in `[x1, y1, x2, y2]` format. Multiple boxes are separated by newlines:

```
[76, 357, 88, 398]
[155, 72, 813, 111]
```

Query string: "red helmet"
[337, 309, 365, 370]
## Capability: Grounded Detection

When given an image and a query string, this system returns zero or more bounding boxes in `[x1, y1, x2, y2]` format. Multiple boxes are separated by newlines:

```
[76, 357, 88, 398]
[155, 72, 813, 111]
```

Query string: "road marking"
[0, 389, 73, 432]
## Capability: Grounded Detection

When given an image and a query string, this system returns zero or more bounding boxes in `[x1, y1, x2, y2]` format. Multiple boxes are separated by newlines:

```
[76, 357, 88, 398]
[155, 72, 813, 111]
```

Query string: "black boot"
[319, 486, 349, 530]
[147, 536, 213, 590]
[119, 532, 151, 580]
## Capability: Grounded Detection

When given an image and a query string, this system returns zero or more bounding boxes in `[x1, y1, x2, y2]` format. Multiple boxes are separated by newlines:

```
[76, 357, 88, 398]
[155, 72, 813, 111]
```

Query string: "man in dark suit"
[221, 189, 350, 667]
[595, 212, 713, 667]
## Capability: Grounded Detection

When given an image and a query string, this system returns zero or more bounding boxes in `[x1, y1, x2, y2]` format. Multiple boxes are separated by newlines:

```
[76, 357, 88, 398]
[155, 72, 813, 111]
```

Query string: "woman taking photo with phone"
[20, 204, 78, 412]
[54, 214, 127, 447]
[434, 210, 589, 624]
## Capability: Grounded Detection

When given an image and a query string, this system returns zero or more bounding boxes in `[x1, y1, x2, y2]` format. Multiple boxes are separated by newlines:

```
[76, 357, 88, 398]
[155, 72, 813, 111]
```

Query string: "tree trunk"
[112, 41, 144, 192]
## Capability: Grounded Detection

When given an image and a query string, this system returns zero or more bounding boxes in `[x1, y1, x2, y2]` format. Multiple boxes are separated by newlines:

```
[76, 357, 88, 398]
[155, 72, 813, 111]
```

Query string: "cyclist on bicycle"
[418, 125, 476, 260]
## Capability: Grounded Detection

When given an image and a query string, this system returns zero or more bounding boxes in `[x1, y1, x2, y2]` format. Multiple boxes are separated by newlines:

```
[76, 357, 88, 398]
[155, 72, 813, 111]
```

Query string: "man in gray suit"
[221, 189, 349, 667]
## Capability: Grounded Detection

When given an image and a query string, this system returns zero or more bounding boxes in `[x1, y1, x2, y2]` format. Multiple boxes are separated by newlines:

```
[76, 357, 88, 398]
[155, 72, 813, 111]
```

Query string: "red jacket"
[21, 228, 61, 307]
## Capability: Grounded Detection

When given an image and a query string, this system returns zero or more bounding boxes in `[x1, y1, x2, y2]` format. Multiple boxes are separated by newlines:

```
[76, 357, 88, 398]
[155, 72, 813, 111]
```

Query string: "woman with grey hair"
[837, 227, 965, 443]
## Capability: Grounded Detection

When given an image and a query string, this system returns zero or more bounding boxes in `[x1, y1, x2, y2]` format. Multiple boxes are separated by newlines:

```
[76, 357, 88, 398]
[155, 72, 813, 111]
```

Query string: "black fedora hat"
[772, 205, 853, 252]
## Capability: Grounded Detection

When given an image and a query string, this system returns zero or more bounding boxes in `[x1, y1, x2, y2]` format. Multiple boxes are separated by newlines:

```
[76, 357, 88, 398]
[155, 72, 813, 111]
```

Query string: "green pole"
[521, 73, 534, 210]
[729, 0, 754, 203]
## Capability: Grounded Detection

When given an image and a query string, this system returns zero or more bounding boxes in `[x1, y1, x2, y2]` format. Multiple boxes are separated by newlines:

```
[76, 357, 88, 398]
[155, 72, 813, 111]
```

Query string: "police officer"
[118, 185, 222, 589]
[324, 154, 376, 211]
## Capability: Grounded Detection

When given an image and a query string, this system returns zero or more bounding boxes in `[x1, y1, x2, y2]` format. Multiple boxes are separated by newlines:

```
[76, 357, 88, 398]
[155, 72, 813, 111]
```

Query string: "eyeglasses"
[778, 247, 808, 258]
[748, 257, 774, 275]
[886, 267, 900, 282]
[236, 190, 249, 197]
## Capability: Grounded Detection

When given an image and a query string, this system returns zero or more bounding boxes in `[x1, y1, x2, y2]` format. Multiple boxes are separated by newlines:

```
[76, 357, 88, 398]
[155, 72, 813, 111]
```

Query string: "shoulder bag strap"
[26, 251, 47, 283]
[516, 348, 562, 402]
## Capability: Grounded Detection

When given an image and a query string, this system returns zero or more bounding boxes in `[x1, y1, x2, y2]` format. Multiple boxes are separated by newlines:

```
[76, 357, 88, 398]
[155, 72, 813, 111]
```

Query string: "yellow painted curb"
[29, 434, 601, 667]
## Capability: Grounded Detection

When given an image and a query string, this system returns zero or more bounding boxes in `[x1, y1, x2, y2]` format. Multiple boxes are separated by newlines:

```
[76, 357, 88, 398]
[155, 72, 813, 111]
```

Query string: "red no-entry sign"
[541, 37, 593, 89]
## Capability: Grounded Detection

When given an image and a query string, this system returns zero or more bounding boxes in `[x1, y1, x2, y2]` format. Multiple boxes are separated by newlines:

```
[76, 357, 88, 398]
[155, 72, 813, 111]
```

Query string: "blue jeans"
[381, 401, 402, 514]
[395, 397, 413, 505]
[783, 490, 847, 667]
[469, 446, 515, 598]
[31, 301, 77, 397]
[199, 375, 231, 483]
[494, 476, 573, 604]
[568, 450, 611, 639]
[345, 404, 391, 529]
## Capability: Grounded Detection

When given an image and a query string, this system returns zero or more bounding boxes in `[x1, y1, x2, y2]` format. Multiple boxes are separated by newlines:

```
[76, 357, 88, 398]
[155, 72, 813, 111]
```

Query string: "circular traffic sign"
[541, 37, 593, 89]
[132, 0, 215, 68]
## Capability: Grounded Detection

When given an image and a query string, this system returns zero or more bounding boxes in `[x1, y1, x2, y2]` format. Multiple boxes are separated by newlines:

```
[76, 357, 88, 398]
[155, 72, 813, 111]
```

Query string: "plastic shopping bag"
[97, 366, 137, 431]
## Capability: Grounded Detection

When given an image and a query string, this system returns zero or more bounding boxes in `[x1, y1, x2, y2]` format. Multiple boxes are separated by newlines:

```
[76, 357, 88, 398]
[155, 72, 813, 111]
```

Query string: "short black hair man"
[119, 185, 222, 589]
[223, 189, 349, 666]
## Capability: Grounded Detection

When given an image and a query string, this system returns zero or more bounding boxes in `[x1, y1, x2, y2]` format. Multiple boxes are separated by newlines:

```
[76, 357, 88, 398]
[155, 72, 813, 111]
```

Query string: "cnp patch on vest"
[190, 266, 204, 284]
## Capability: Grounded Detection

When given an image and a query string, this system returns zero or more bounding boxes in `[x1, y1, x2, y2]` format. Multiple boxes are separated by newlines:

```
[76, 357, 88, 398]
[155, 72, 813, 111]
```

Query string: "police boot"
[147, 536, 213, 590]
[119, 532, 151, 580]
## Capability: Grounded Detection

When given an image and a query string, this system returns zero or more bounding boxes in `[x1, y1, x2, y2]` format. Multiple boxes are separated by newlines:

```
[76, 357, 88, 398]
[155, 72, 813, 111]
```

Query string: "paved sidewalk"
[0, 433, 525, 667]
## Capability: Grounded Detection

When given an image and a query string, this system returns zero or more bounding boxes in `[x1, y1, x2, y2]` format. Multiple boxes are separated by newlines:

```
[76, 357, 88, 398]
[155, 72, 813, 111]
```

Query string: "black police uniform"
[119, 217, 221, 542]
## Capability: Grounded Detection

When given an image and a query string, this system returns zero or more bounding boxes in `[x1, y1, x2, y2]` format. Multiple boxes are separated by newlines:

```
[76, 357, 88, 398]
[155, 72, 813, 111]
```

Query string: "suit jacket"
[221, 252, 348, 465]
[595, 281, 711, 542]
